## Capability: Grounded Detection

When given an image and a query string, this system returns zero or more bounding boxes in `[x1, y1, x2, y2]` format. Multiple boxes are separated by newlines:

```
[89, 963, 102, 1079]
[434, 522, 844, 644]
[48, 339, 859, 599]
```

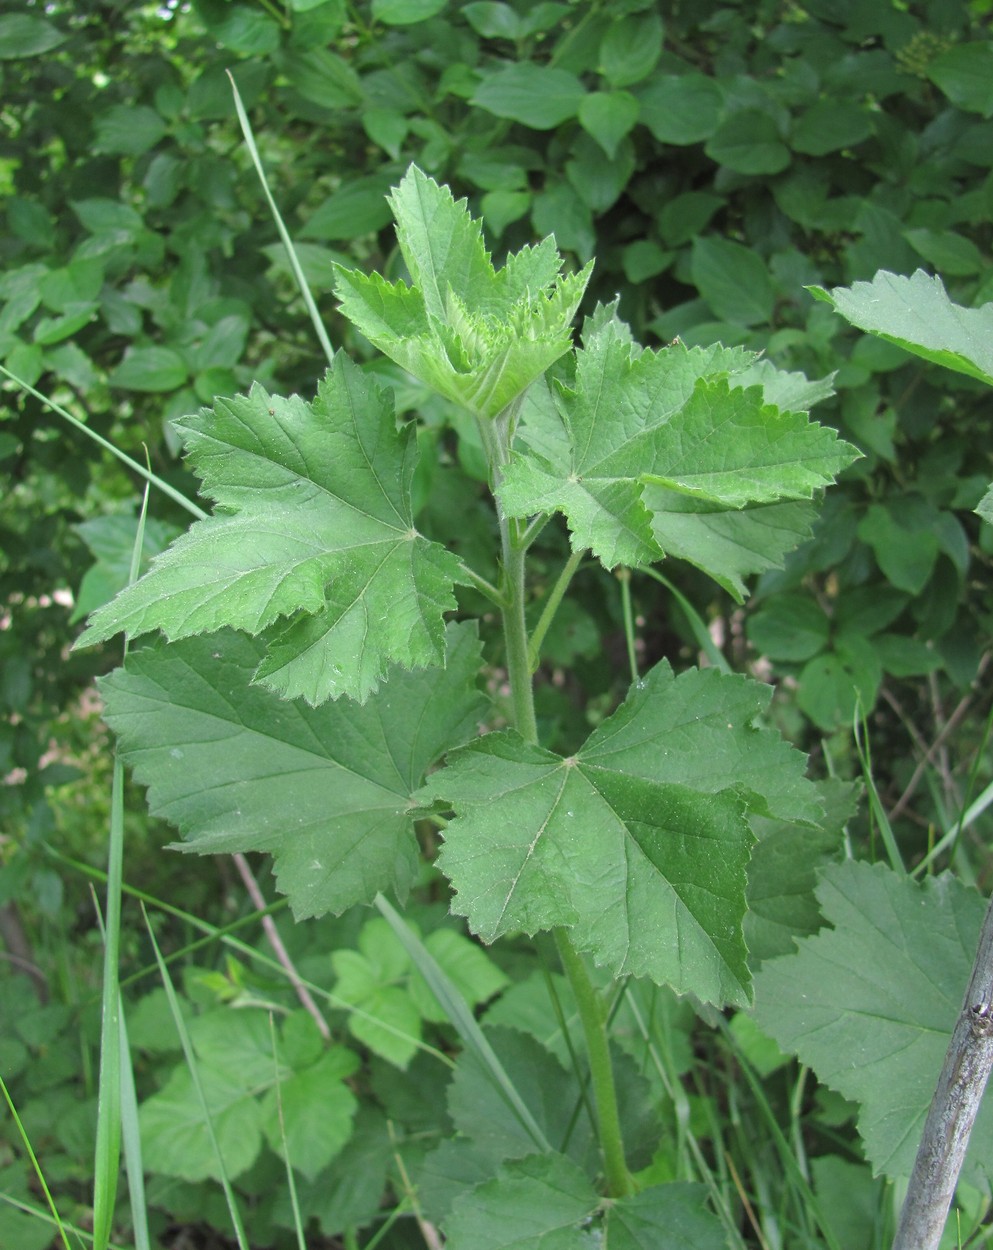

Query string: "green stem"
[457, 560, 507, 608]
[554, 931, 634, 1197]
[617, 568, 640, 685]
[502, 526, 539, 743]
[477, 401, 631, 1197]
[528, 548, 586, 672]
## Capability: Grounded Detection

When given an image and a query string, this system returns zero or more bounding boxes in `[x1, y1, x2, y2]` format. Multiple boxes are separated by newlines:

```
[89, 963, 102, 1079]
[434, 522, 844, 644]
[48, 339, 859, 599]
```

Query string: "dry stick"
[884, 655, 990, 824]
[892, 890, 993, 1250]
[231, 853, 331, 1041]
[928, 670, 959, 813]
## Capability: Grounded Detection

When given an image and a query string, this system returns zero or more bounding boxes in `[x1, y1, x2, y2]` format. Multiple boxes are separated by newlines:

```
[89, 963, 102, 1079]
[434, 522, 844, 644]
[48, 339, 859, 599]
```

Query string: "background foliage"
[2, 0, 993, 1246]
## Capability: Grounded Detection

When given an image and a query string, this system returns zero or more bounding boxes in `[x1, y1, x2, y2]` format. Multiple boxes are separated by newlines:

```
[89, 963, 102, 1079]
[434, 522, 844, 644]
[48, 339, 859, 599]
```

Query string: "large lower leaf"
[79, 352, 465, 704]
[442, 1152, 600, 1250]
[423, 663, 820, 1006]
[98, 623, 487, 918]
[753, 860, 993, 1184]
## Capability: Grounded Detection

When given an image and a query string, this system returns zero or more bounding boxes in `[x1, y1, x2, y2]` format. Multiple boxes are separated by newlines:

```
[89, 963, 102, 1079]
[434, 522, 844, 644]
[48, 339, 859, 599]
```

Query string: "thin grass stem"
[228, 72, 335, 368]
[0, 365, 204, 519]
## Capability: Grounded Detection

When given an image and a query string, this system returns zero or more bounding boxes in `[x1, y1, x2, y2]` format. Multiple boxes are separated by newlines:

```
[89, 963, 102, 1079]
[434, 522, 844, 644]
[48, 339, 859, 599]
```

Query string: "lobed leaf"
[78, 353, 465, 704]
[753, 860, 993, 1184]
[98, 623, 487, 919]
[423, 663, 821, 1006]
[499, 313, 856, 588]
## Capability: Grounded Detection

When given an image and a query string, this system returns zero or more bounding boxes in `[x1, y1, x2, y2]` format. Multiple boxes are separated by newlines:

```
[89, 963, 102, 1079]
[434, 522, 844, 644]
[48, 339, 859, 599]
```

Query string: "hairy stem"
[479, 400, 631, 1196]
[554, 931, 634, 1197]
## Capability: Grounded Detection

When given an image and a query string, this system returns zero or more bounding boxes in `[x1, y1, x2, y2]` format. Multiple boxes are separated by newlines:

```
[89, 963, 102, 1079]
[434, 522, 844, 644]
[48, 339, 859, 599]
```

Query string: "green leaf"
[745, 818, 843, 966]
[643, 492, 816, 602]
[691, 236, 775, 326]
[809, 270, 993, 386]
[300, 175, 396, 240]
[462, 2, 521, 38]
[334, 166, 591, 420]
[904, 228, 985, 277]
[603, 1182, 729, 1249]
[977, 485, 993, 525]
[93, 105, 168, 157]
[443, 1152, 599, 1250]
[109, 346, 189, 392]
[858, 497, 941, 594]
[140, 1062, 264, 1182]
[747, 594, 829, 662]
[791, 100, 873, 155]
[705, 110, 790, 175]
[598, 12, 664, 88]
[72, 513, 182, 624]
[753, 861, 993, 1183]
[0, 15, 66, 58]
[282, 48, 362, 108]
[332, 927, 424, 1068]
[578, 91, 640, 158]
[448, 1026, 594, 1163]
[261, 1046, 359, 1180]
[424, 661, 820, 1005]
[927, 42, 993, 117]
[79, 356, 466, 704]
[499, 314, 856, 571]
[471, 64, 586, 130]
[97, 623, 488, 918]
[636, 74, 724, 144]
[372, 0, 447, 23]
[411, 928, 510, 1022]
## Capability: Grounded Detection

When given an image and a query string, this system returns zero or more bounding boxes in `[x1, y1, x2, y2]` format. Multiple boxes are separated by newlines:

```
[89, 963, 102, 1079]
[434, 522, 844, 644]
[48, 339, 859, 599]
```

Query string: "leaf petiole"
[528, 547, 586, 672]
[456, 560, 506, 608]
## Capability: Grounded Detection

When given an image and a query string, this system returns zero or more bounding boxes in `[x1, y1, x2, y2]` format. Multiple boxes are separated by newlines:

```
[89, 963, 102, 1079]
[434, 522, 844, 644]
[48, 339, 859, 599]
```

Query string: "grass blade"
[0, 365, 204, 520]
[142, 904, 250, 1250]
[0, 1073, 74, 1250]
[374, 893, 552, 1153]
[93, 477, 152, 1250]
[228, 71, 335, 368]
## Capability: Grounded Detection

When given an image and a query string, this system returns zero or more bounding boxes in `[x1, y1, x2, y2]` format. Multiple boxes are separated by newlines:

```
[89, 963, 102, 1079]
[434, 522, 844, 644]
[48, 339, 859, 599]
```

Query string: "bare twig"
[231, 853, 330, 1041]
[892, 890, 993, 1250]
[885, 654, 990, 825]
[0, 901, 48, 1003]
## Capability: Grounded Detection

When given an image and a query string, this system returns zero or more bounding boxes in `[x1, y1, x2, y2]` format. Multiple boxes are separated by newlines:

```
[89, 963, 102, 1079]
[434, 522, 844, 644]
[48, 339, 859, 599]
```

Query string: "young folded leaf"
[76, 353, 465, 704]
[334, 164, 591, 420]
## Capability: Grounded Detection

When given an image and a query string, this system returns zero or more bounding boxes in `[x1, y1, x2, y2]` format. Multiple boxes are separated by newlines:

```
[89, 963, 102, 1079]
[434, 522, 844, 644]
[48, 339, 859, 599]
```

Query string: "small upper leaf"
[499, 312, 856, 592]
[77, 353, 465, 704]
[422, 663, 821, 1006]
[334, 165, 591, 419]
[810, 269, 993, 386]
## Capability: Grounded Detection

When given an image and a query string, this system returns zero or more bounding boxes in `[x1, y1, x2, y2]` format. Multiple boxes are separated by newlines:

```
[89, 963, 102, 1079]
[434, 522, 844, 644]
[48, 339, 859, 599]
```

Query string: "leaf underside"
[810, 268, 993, 386]
[98, 623, 488, 919]
[753, 860, 993, 1185]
